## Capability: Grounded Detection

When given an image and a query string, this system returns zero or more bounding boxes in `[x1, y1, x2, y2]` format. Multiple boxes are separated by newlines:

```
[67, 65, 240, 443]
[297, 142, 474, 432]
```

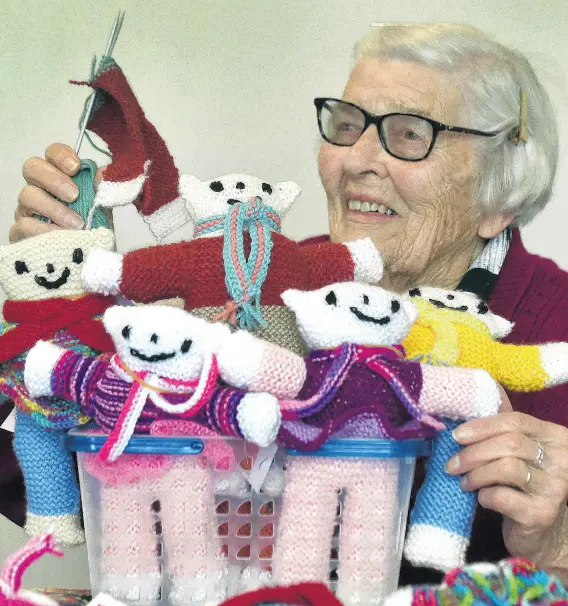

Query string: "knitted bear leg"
[404, 421, 475, 572]
[13, 411, 83, 547]
[272, 457, 338, 586]
[335, 459, 400, 606]
[100, 476, 161, 605]
[162, 457, 226, 606]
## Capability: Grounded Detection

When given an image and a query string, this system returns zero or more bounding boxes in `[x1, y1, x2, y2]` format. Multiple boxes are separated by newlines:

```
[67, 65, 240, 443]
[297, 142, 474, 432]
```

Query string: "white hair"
[355, 24, 559, 226]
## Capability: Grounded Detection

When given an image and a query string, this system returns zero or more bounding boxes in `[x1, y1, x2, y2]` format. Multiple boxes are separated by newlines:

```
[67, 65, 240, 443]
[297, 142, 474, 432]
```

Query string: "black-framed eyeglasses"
[314, 97, 500, 161]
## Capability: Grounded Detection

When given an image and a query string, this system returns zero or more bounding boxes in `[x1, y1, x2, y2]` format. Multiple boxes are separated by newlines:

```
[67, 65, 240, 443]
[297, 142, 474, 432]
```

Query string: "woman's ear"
[477, 212, 513, 239]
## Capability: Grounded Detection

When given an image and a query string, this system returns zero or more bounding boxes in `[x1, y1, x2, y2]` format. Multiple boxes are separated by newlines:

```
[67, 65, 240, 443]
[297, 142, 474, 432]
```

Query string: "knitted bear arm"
[419, 363, 501, 419]
[297, 239, 382, 288]
[120, 242, 189, 303]
[49, 351, 109, 419]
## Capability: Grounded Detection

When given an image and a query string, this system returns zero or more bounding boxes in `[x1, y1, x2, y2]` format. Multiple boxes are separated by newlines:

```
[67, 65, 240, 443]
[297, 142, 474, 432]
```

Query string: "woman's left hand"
[446, 388, 568, 574]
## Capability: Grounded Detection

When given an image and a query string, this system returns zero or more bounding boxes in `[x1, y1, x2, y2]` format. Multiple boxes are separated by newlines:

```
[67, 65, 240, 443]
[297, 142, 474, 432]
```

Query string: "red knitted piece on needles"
[119, 232, 356, 308]
[73, 59, 180, 219]
[0, 294, 115, 362]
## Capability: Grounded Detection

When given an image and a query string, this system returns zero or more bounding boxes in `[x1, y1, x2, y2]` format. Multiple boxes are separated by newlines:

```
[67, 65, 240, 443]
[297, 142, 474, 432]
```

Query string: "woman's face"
[319, 57, 496, 292]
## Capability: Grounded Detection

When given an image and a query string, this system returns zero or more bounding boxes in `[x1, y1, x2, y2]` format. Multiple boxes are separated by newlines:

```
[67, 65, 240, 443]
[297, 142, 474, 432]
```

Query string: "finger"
[478, 486, 559, 530]
[459, 457, 546, 493]
[22, 157, 79, 203]
[45, 143, 81, 175]
[498, 385, 513, 413]
[453, 412, 560, 445]
[18, 185, 84, 229]
[9, 217, 61, 243]
[445, 431, 541, 475]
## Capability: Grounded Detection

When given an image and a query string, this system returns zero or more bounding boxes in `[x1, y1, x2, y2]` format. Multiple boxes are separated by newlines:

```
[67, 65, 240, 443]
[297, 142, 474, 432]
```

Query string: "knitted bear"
[401, 286, 568, 572]
[23, 304, 297, 605]
[80, 172, 383, 356]
[0, 227, 116, 546]
[216, 281, 502, 606]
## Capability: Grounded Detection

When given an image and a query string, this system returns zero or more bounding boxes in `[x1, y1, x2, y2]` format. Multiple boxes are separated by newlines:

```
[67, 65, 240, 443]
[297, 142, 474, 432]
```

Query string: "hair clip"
[511, 89, 528, 145]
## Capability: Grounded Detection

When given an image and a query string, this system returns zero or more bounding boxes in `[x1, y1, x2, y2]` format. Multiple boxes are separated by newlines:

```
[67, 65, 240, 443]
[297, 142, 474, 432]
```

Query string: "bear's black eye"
[363, 294, 369, 305]
[325, 291, 337, 306]
[391, 300, 401, 313]
[210, 181, 224, 192]
[408, 288, 421, 297]
[72, 248, 84, 264]
[447, 294, 455, 301]
[150, 333, 158, 344]
[236, 182, 245, 190]
[122, 325, 131, 339]
[477, 301, 489, 315]
[262, 183, 273, 195]
[180, 339, 192, 353]
[15, 261, 29, 275]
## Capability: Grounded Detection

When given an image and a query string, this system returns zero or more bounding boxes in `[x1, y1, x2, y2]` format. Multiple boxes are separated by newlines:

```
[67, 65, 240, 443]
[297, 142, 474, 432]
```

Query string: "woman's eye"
[337, 121, 357, 132]
[403, 129, 422, 141]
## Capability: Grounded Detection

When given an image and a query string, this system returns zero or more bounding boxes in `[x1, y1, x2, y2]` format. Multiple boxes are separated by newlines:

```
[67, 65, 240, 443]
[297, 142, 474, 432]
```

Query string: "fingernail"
[453, 426, 473, 441]
[62, 157, 80, 173]
[57, 182, 79, 202]
[460, 475, 470, 490]
[63, 212, 85, 229]
[445, 455, 460, 473]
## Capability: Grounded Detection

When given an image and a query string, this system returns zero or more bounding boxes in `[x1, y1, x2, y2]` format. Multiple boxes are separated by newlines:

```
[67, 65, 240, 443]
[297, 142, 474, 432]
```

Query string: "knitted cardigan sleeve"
[119, 241, 190, 303]
[50, 351, 109, 419]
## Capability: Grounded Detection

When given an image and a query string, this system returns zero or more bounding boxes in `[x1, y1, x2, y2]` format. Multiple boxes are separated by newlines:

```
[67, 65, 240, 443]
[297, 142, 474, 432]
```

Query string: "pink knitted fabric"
[99, 455, 224, 605]
[273, 456, 400, 606]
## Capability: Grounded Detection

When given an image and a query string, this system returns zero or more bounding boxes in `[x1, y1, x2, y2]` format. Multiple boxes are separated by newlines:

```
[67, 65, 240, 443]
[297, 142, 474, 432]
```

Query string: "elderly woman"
[9, 24, 568, 584]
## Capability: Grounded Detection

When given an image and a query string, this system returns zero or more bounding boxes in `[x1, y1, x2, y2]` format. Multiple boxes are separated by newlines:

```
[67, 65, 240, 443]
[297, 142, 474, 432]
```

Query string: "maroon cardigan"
[2, 229, 568, 577]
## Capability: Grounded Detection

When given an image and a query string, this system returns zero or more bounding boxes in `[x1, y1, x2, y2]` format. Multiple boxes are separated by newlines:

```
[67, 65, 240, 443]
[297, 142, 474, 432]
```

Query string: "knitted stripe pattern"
[386, 558, 568, 605]
[49, 350, 247, 440]
[277, 346, 438, 451]
[0, 324, 95, 429]
[273, 456, 401, 606]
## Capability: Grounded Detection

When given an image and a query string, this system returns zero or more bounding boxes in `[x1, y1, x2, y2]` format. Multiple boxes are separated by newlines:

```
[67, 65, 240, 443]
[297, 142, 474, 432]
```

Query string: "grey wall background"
[1, 0, 567, 589]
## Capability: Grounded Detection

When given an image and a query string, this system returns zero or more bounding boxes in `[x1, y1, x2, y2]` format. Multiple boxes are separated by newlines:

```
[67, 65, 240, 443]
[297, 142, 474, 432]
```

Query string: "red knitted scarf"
[0, 295, 115, 363]
[218, 582, 343, 605]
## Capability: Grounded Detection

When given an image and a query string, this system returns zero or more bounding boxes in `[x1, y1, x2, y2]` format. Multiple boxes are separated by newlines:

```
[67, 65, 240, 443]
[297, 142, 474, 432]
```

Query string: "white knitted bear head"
[179, 173, 301, 228]
[0, 228, 115, 301]
[281, 282, 418, 350]
[407, 286, 514, 338]
[102, 304, 231, 380]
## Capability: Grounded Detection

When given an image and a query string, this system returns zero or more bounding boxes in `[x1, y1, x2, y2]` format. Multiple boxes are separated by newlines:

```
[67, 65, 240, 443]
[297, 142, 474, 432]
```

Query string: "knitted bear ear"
[280, 288, 305, 314]
[273, 181, 301, 216]
[102, 305, 128, 337]
[179, 174, 204, 221]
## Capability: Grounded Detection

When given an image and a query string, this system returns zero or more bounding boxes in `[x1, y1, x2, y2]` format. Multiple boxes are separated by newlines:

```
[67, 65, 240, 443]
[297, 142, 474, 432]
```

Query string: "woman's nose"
[342, 125, 390, 177]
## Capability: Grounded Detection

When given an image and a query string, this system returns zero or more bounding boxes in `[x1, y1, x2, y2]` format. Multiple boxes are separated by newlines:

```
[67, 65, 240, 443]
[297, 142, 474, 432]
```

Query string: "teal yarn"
[222, 197, 281, 329]
[194, 197, 281, 330]
[36, 159, 111, 229]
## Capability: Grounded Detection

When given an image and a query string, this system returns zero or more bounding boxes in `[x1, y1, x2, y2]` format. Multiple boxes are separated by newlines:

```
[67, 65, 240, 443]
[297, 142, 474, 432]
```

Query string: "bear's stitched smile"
[34, 268, 71, 290]
[349, 306, 391, 325]
[130, 348, 177, 363]
[428, 299, 469, 313]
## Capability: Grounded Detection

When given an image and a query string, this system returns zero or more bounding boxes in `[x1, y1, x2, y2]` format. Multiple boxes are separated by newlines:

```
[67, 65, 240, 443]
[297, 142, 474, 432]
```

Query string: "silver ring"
[533, 442, 545, 469]
[524, 467, 532, 490]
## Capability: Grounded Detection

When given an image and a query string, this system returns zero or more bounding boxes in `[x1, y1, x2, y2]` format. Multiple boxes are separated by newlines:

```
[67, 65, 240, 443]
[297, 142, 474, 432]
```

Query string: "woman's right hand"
[11, 143, 102, 242]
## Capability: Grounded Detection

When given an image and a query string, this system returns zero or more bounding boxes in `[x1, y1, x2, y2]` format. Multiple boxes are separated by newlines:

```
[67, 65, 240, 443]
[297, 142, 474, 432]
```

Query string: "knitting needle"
[74, 10, 126, 154]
